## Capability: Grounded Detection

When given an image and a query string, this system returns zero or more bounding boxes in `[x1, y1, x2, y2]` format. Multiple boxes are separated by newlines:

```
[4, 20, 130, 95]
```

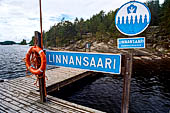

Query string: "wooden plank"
[0, 84, 38, 103]
[0, 104, 17, 113]
[0, 82, 35, 94]
[9, 77, 36, 85]
[0, 67, 105, 113]
[3, 77, 37, 91]
[44, 67, 87, 87]
[0, 86, 63, 113]
[0, 89, 37, 112]
[1, 82, 51, 112]
[0, 99, 21, 111]
[47, 71, 94, 93]
[7, 79, 38, 91]
[48, 94, 104, 113]
[0, 105, 8, 113]
[34, 101, 66, 113]
[33, 91, 105, 113]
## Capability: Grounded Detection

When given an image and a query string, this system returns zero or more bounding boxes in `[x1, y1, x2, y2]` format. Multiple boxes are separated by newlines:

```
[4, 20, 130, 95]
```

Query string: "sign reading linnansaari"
[115, 1, 151, 36]
[46, 51, 121, 74]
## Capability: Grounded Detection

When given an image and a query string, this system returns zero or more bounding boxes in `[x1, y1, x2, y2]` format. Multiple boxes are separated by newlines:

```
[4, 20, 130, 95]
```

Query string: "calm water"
[0, 45, 55, 79]
[0, 45, 170, 113]
[51, 58, 170, 113]
[0, 45, 29, 79]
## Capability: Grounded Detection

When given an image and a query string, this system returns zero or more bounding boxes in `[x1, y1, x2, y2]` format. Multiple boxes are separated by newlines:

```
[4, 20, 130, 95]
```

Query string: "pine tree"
[160, 0, 170, 36]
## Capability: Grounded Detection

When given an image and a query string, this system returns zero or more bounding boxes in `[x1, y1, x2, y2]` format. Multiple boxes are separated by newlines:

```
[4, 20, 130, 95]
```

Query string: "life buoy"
[25, 46, 46, 75]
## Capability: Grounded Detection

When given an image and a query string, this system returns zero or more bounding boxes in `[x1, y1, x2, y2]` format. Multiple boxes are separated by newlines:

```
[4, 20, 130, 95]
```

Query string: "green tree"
[29, 36, 34, 46]
[20, 39, 27, 45]
[146, 0, 161, 26]
[40, 1, 165, 48]
[160, 0, 170, 36]
[46, 26, 57, 47]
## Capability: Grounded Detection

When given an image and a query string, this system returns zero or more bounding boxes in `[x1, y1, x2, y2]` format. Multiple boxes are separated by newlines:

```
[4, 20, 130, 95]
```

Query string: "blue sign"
[46, 51, 121, 74]
[117, 37, 145, 49]
[115, 1, 151, 36]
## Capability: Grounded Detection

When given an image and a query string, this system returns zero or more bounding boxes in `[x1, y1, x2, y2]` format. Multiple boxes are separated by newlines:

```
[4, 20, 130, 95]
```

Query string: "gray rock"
[153, 44, 157, 48]
[155, 45, 165, 52]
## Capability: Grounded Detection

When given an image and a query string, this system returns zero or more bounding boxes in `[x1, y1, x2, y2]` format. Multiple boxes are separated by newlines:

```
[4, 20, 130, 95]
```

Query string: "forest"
[30, 0, 170, 48]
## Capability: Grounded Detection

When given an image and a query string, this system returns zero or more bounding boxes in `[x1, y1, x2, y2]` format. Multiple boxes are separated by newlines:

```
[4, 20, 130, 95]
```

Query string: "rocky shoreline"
[47, 40, 170, 62]
[47, 26, 170, 62]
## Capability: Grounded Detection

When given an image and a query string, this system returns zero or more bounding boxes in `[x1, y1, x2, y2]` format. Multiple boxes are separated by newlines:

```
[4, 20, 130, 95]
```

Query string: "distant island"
[0, 39, 27, 45]
[0, 41, 16, 45]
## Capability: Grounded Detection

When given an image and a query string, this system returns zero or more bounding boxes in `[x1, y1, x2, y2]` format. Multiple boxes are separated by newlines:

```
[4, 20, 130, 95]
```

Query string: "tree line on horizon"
[29, 0, 170, 47]
[0, 39, 27, 45]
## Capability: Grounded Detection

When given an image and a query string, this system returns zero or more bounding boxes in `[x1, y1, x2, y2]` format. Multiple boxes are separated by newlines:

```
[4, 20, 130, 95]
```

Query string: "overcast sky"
[0, 0, 164, 43]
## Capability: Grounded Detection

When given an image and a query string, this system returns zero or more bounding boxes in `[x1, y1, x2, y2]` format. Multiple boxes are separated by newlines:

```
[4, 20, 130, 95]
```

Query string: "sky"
[0, 0, 164, 43]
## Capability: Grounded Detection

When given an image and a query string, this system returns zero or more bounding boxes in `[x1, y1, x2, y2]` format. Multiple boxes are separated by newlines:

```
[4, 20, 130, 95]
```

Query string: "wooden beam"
[36, 31, 47, 102]
[121, 51, 133, 113]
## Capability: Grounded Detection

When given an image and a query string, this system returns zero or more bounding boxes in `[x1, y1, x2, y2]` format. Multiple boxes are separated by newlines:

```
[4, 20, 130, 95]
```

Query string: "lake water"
[0, 45, 29, 79]
[1, 45, 170, 113]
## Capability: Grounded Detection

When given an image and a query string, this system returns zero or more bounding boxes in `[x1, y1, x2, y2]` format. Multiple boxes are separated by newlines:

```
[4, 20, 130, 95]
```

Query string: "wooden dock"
[0, 67, 105, 113]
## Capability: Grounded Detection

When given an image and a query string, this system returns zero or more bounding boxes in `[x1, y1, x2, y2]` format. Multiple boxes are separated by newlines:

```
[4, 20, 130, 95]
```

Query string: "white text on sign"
[117, 37, 145, 49]
[46, 51, 121, 74]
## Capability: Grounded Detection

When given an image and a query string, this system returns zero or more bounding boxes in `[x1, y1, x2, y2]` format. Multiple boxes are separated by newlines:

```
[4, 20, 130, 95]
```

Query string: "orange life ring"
[25, 46, 46, 75]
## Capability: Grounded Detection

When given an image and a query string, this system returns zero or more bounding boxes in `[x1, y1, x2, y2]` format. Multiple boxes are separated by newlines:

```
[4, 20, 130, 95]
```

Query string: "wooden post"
[121, 50, 133, 113]
[35, 31, 47, 102]
[39, 0, 43, 49]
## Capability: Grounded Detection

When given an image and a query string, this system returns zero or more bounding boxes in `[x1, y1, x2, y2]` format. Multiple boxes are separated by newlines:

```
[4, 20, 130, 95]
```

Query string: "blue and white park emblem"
[115, 1, 151, 36]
